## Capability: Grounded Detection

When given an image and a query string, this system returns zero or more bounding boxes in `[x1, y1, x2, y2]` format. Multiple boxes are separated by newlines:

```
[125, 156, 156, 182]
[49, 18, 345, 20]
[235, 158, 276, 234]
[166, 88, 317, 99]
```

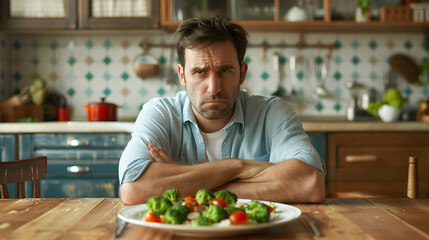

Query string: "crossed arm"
[120, 144, 325, 205]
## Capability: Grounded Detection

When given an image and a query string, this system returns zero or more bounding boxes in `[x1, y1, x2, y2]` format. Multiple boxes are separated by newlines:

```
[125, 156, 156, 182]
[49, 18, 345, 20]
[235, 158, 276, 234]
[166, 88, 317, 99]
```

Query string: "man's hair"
[175, 16, 249, 68]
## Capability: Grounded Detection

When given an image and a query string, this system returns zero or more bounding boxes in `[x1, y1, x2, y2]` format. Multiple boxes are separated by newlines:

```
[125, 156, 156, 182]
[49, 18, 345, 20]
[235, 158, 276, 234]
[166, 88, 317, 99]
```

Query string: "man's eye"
[221, 69, 230, 74]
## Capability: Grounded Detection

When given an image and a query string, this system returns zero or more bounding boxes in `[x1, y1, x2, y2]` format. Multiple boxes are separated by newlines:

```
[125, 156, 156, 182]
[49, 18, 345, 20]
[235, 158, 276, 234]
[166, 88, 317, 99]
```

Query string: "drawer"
[27, 133, 130, 148]
[40, 177, 118, 198]
[31, 148, 124, 160]
[338, 147, 429, 168]
[46, 160, 118, 177]
[20, 133, 131, 160]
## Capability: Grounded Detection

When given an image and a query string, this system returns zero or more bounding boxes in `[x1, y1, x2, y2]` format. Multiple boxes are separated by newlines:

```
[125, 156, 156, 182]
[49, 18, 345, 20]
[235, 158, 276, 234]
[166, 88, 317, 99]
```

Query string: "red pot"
[83, 98, 118, 121]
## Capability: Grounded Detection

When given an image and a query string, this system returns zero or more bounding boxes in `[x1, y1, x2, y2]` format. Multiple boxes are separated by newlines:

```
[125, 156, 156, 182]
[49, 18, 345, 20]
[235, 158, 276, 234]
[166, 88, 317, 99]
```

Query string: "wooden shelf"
[160, 0, 429, 33]
[162, 19, 429, 33]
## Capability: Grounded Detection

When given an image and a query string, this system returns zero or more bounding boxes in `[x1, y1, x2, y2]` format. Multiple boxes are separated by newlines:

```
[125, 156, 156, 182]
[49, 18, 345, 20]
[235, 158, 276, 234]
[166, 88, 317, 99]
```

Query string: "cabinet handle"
[67, 166, 91, 173]
[67, 138, 90, 147]
[345, 154, 377, 163]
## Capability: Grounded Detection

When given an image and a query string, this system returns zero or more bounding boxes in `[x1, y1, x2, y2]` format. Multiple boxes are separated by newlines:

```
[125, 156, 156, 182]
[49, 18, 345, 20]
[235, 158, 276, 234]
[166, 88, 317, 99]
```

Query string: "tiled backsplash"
[1, 31, 428, 121]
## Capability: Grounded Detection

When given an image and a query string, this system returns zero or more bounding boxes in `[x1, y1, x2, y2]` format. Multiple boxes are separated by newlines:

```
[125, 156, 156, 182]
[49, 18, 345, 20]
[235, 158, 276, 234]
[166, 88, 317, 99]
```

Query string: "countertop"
[1, 120, 429, 133]
[1, 198, 428, 239]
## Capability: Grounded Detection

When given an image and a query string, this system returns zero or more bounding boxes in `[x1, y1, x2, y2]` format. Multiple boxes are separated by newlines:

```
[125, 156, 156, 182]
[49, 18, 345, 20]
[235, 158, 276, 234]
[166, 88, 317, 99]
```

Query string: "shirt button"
[199, 140, 203, 144]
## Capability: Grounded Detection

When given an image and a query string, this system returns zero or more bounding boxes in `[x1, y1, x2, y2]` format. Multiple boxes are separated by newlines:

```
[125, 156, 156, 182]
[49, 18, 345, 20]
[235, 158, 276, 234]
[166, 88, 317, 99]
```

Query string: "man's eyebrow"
[221, 64, 235, 69]
[190, 66, 208, 72]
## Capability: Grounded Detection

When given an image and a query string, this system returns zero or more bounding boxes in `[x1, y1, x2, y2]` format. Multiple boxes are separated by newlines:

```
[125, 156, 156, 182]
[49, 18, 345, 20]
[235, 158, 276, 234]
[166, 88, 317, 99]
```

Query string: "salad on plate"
[142, 188, 277, 227]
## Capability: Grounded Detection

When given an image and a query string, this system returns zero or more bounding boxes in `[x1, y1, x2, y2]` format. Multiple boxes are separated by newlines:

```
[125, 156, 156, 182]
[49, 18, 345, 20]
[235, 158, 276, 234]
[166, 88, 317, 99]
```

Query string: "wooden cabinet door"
[78, 0, 159, 29]
[1, 0, 77, 30]
[327, 132, 429, 198]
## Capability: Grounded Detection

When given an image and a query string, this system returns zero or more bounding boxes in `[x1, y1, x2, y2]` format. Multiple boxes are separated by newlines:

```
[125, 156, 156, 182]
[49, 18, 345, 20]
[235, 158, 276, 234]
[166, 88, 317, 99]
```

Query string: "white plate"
[117, 199, 302, 237]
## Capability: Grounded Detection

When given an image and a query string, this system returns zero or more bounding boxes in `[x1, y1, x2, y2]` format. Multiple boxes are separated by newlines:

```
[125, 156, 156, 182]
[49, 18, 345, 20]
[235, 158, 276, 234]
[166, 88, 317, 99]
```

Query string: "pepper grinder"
[407, 156, 418, 199]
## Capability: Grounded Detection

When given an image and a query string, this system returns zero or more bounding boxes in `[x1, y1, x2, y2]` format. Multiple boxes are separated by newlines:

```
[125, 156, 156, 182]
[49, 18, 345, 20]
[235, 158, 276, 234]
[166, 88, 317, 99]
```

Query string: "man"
[119, 16, 326, 205]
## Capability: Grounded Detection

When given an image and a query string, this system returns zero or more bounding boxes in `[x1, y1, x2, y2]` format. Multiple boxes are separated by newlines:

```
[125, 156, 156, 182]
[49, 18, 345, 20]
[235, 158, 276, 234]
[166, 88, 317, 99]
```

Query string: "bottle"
[56, 94, 69, 121]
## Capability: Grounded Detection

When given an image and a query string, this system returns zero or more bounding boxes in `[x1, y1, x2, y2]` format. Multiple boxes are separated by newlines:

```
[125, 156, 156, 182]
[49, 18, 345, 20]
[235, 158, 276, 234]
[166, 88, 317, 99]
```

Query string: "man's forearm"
[120, 159, 244, 205]
[214, 159, 325, 203]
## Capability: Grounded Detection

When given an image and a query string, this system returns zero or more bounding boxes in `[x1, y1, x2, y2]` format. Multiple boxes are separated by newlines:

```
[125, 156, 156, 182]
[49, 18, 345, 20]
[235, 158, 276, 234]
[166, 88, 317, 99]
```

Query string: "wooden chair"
[0, 156, 47, 199]
[407, 156, 418, 199]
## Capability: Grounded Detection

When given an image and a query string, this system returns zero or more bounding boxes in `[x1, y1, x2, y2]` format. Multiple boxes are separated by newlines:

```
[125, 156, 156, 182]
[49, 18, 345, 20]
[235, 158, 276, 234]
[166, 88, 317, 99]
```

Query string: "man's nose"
[207, 72, 221, 95]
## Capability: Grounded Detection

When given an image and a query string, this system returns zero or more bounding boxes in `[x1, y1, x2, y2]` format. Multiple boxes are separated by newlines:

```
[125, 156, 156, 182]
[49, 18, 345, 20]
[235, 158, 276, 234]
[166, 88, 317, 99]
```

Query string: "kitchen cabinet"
[307, 132, 325, 162]
[326, 132, 429, 198]
[78, 0, 159, 29]
[160, 0, 429, 32]
[0, 0, 78, 30]
[19, 133, 131, 198]
[0, 134, 17, 197]
[0, 0, 159, 30]
[0, 134, 16, 161]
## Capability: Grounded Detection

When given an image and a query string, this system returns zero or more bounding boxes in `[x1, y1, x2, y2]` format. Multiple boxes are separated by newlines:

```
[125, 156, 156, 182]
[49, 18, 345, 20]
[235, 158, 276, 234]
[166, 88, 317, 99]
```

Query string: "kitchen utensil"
[315, 63, 329, 98]
[384, 69, 398, 90]
[289, 55, 298, 100]
[345, 81, 374, 121]
[133, 40, 160, 79]
[315, 50, 331, 98]
[115, 218, 128, 237]
[166, 46, 178, 89]
[272, 52, 286, 98]
[389, 54, 419, 84]
[83, 98, 118, 121]
[302, 214, 322, 237]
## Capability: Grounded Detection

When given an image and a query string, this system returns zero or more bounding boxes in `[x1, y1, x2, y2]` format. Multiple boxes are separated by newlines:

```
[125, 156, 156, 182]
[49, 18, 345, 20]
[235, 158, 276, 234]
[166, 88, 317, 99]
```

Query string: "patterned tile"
[1, 32, 427, 120]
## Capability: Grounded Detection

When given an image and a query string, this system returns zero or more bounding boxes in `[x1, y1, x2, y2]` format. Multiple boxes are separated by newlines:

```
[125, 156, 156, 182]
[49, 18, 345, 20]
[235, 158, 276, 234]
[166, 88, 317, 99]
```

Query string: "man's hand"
[148, 144, 175, 163]
[237, 159, 274, 180]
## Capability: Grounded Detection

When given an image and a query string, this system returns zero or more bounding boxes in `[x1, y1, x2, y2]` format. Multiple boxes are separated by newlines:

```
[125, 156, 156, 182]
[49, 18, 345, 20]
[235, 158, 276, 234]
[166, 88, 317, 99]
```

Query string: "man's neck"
[194, 110, 234, 133]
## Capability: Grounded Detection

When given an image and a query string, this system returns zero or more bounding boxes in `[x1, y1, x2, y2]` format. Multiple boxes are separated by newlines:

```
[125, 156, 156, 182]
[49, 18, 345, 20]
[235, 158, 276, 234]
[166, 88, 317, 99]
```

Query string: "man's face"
[178, 41, 247, 125]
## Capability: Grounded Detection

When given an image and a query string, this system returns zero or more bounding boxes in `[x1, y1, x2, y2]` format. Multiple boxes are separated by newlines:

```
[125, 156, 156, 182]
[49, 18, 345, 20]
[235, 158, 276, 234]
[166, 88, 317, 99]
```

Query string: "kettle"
[345, 82, 375, 121]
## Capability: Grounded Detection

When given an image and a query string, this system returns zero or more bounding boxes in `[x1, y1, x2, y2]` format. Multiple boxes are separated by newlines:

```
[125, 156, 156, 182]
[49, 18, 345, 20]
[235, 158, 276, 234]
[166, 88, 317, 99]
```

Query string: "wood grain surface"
[1, 198, 428, 240]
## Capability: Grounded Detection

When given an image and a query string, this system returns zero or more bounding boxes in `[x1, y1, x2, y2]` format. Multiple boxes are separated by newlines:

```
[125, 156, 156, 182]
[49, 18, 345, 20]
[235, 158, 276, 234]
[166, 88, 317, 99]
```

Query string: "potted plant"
[367, 88, 408, 122]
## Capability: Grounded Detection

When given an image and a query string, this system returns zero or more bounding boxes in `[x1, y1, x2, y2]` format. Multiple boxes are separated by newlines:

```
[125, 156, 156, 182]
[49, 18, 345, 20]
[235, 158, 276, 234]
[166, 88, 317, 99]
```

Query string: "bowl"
[378, 105, 401, 122]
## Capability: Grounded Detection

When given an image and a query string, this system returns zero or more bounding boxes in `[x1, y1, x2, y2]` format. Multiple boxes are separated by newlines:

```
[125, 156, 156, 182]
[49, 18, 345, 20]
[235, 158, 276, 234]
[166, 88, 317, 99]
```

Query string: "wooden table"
[0, 198, 428, 239]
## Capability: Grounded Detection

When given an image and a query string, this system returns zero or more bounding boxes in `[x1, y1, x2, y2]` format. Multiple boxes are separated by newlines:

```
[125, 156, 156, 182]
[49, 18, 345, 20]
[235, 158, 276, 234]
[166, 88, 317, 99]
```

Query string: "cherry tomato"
[266, 204, 274, 212]
[229, 211, 248, 225]
[185, 196, 199, 211]
[210, 198, 228, 208]
[144, 210, 161, 223]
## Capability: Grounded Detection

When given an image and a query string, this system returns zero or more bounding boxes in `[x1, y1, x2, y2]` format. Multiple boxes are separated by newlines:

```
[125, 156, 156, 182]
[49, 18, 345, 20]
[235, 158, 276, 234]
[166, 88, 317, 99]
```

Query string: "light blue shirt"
[119, 90, 326, 184]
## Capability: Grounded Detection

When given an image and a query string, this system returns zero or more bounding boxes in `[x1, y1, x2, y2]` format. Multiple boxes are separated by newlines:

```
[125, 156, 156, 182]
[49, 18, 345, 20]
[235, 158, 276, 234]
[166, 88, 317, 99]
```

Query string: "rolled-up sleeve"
[118, 100, 172, 184]
[267, 100, 327, 176]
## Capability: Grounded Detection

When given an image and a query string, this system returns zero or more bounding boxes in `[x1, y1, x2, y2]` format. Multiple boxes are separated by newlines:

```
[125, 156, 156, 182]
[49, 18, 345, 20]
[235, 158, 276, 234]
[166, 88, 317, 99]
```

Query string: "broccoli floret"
[194, 215, 213, 226]
[214, 190, 238, 205]
[162, 188, 181, 202]
[246, 200, 270, 223]
[146, 196, 172, 215]
[195, 189, 215, 205]
[225, 205, 245, 215]
[202, 204, 228, 223]
[164, 208, 187, 224]
[170, 203, 191, 216]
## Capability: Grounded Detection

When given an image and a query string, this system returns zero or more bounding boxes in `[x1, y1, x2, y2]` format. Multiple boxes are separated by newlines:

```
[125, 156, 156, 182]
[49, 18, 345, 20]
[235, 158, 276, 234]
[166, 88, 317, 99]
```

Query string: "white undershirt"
[201, 129, 226, 161]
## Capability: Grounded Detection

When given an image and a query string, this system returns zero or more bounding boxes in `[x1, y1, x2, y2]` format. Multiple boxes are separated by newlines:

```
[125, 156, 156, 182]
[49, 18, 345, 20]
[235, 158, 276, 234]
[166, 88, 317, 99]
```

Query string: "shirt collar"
[183, 96, 196, 124]
[182, 91, 245, 131]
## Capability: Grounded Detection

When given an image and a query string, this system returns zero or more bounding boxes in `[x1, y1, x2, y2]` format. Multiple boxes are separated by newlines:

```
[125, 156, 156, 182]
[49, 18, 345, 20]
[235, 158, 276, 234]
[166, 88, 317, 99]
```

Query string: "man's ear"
[239, 61, 248, 85]
[178, 64, 186, 86]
